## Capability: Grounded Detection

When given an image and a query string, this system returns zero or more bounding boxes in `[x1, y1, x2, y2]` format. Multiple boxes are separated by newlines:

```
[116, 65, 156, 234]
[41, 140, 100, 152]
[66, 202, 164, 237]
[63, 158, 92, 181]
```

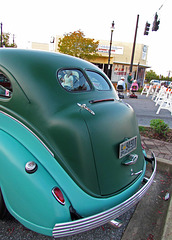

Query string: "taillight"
[52, 187, 65, 205]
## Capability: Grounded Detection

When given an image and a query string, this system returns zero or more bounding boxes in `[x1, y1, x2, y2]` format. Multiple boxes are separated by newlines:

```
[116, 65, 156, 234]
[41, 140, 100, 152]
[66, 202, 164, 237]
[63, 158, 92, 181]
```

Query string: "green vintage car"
[0, 49, 156, 238]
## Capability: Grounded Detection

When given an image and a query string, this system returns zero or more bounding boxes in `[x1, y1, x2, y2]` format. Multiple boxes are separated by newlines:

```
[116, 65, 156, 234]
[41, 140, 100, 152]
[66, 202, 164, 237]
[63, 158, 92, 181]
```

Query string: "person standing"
[127, 72, 133, 95]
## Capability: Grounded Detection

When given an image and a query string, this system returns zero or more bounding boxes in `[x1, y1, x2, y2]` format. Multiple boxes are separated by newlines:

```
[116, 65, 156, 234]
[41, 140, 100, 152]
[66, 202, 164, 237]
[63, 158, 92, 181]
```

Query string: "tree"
[58, 30, 99, 61]
[145, 70, 172, 82]
[145, 70, 159, 82]
[0, 33, 17, 48]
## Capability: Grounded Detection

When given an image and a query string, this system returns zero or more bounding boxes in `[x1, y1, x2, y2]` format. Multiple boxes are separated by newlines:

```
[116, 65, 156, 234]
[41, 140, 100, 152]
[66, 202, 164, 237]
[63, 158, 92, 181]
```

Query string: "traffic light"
[152, 12, 160, 31]
[144, 22, 151, 35]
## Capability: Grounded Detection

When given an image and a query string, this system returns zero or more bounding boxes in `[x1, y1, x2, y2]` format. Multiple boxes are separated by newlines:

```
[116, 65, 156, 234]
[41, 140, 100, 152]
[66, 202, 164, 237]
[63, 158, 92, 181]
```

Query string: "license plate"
[119, 136, 137, 159]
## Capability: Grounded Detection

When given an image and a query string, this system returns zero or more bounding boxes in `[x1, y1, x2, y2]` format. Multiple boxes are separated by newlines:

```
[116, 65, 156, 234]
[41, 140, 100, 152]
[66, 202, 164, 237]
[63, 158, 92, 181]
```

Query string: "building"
[94, 40, 149, 87]
[31, 36, 150, 87]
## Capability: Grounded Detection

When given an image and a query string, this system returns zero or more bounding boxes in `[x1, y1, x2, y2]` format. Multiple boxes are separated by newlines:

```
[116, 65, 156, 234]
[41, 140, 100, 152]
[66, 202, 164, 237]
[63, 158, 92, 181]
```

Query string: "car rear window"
[58, 69, 91, 92]
[86, 70, 111, 91]
[57, 69, 111, 92]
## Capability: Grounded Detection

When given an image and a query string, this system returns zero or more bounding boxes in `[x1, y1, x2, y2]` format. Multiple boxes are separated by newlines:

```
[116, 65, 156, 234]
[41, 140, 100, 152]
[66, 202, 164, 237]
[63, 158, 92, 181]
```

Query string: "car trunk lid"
[80, 99, 144, 196]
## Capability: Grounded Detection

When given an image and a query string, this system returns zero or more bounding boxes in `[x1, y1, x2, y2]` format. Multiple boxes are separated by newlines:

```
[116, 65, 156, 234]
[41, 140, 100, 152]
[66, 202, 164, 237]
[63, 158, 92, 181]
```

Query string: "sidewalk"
[142, 136, 172, 240]
[141, 136, 172, 162]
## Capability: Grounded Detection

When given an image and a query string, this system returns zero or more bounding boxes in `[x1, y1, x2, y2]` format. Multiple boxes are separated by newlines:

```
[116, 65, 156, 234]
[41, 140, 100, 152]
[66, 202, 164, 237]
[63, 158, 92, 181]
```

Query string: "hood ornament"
[77, 103, 95, 116]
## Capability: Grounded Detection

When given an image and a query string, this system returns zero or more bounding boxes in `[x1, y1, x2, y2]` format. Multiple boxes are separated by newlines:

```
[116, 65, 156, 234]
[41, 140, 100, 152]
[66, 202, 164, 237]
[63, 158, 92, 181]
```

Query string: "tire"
[0, 188, 7, 219]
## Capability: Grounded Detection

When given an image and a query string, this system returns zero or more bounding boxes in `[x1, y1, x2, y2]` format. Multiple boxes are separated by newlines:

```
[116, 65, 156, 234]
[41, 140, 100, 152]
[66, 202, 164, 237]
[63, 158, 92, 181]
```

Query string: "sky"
[1, 0, 171, 77]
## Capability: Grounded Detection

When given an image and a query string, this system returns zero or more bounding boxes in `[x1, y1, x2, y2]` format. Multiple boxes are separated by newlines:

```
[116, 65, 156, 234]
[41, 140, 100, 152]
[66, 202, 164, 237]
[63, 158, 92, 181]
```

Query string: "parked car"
[169, 82, 172, 88]
[0, 49, 156, 238]
[160, 80, 172, 87]
[150, 79, 160, 85]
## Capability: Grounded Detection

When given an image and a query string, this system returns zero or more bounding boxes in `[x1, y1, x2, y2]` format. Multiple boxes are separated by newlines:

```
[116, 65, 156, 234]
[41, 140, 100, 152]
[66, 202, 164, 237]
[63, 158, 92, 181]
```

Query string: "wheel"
[0, 188, 7, 219]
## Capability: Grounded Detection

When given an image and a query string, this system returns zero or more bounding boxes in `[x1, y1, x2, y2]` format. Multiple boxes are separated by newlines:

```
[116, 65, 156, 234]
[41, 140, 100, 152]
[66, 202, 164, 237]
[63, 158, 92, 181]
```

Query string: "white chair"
[146, 84, 154, 97]
[152, 84, 161, 101]
[156, 88, 172, 115]
[154, 86, 166, 106]
[141, 84, 150, 95]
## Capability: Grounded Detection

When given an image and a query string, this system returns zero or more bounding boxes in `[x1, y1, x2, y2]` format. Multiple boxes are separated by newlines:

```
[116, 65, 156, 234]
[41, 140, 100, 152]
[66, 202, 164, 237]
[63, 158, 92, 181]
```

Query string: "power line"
[157, 0, 167, 12]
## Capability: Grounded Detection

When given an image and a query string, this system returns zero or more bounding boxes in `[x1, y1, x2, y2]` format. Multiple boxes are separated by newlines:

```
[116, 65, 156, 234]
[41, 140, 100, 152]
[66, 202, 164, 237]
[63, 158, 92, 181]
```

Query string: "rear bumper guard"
[53, 152, 156, 238]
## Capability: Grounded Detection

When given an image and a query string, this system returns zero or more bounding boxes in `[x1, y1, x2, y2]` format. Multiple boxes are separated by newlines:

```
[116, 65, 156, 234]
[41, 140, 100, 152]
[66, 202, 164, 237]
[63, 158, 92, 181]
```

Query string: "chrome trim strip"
[77, 103, 95, 115]
[53, 156, 156, 238]
[0, 110, 54, 157]
[130, 169, 143, 176]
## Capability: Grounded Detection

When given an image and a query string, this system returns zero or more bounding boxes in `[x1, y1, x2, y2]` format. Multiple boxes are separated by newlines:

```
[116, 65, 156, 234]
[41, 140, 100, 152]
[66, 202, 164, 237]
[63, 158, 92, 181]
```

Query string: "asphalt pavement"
[123, 93, 172, 129]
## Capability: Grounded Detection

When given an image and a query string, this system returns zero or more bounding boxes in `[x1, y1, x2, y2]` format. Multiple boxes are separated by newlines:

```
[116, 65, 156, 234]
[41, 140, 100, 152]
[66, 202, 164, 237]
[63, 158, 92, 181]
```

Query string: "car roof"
[150, 79, 160, 82]
[0, 49, 99, 87]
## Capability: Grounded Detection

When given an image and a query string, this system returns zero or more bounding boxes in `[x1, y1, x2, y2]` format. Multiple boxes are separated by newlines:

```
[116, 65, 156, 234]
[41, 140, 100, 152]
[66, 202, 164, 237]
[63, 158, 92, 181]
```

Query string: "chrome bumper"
[53, 153, 156, 238]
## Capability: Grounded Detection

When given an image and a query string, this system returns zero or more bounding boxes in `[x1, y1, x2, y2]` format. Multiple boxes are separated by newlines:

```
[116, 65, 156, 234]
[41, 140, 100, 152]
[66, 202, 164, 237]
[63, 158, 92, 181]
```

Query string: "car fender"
[0, 129, 71, 236]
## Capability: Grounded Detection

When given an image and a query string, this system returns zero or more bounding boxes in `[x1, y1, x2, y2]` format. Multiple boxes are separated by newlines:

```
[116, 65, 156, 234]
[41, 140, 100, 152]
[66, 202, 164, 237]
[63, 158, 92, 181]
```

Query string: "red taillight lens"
[52, 187, 65, 205]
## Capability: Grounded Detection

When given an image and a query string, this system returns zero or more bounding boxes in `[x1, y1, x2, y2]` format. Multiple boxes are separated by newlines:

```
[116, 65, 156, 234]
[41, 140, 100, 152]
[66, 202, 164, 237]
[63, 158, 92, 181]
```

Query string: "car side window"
[58, 69, 91, 92]
[0, 71, 12, 98]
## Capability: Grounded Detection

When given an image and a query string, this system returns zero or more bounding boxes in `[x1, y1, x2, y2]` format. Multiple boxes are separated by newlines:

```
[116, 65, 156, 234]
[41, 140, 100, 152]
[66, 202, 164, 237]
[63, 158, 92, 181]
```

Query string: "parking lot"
[123, 93, 172, 129]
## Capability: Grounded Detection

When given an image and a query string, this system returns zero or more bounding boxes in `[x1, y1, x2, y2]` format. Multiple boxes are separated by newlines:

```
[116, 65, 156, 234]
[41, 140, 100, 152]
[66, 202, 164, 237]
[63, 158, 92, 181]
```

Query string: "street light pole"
[107, 21, 115, 79]
[0, 22, 2, 48]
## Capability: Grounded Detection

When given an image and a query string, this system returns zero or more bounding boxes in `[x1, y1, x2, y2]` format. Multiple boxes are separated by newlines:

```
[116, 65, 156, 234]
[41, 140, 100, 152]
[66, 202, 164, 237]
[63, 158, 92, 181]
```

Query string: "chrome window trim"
[53, 155, 156, 238]
[0, 110, 54, 157]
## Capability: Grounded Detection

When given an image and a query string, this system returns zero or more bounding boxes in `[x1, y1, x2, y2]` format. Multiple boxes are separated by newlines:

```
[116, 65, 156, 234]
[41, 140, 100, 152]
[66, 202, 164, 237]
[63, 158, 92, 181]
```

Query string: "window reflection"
[86, 71, 111, 91]
[58, 69, 91, 92]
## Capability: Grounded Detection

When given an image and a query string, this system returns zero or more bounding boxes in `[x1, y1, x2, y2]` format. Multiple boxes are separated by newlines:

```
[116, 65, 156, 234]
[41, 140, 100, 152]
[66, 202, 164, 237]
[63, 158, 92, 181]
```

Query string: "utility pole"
[130, 15, 139, 73]
[168, 70, 172, 80]
[136, 62, 140, 80]
[0, 23, 2, 47]
[13, 34, 15, 45]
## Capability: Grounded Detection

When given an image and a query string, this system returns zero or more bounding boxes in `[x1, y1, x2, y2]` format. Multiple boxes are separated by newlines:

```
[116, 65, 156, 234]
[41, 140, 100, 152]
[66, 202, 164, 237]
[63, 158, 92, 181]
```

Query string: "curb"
[158, 158, 172, 240]
[146, 157, 172, 240]
[156, 157, 172, 168]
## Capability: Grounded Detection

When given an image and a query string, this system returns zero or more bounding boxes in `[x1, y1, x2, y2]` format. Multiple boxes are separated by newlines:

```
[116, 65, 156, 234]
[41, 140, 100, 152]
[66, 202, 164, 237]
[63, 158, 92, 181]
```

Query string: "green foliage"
[150, 119, 169, 137]
[139, 126, 146, 132]
[138, 87, 143, 93]
[145, 70, 172, 81]
[0, 32, 17, 48]
[145, 70, 159, 81]
[58, 30, 99, 60]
